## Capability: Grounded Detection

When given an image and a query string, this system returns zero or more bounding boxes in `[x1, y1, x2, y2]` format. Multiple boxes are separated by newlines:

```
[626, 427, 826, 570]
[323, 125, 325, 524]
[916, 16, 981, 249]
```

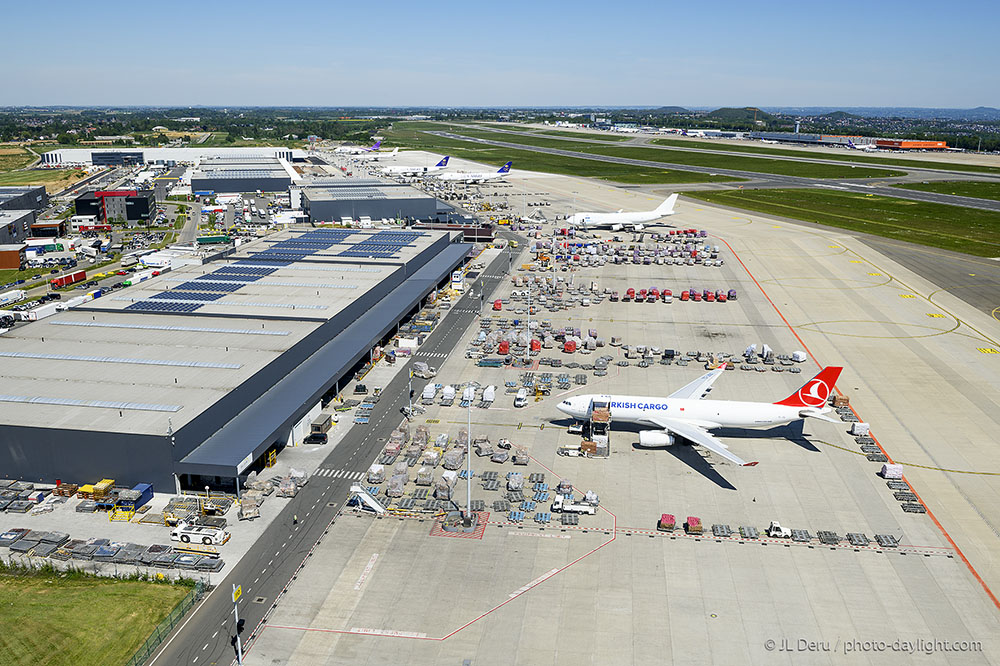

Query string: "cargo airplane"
[556, 365, 843, 466]
[565, 194, 677, 232]
[381, 156, 450, 176]
[848, 140, 878, 152]
[334, 140, 382, 154]
[353, 147, 399, 161]
[436, 161, 512, 183]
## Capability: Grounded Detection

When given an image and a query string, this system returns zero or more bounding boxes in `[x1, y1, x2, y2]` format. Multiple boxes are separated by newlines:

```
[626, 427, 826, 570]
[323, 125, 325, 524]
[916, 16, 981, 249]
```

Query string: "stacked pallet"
[52, 484, 79, 497]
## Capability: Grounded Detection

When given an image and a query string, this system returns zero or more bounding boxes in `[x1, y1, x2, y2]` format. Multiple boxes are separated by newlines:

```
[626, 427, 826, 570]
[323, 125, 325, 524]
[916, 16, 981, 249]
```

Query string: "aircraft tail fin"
[655, 194, 678, 215]
[774, 366, 843, 408]
[371, 140, 382, 150]
[436, 156, 450, 167]
[498, 161, 512, 174]
[390, 147, 399, 155]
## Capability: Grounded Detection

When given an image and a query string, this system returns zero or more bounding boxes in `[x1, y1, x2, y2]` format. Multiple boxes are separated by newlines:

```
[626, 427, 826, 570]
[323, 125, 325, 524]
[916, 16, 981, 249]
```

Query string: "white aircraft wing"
[647, 415, 758, 467]
[667, 364, 727, 400]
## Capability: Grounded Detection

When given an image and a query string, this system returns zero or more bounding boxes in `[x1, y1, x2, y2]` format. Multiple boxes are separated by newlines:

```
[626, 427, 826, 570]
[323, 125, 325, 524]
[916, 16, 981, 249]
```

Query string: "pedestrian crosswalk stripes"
[313, 468, 365, 480]
[415, 351, 448, 358]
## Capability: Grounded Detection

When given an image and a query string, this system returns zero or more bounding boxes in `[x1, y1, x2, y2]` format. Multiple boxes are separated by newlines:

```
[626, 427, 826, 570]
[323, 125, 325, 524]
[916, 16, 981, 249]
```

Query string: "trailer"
[0, 290, 27, 307]
[50, 270, 86, 289]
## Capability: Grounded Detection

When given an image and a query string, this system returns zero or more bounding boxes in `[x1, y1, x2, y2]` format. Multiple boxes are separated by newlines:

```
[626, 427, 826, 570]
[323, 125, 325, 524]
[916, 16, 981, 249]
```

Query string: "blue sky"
[2, 0, 997, 107]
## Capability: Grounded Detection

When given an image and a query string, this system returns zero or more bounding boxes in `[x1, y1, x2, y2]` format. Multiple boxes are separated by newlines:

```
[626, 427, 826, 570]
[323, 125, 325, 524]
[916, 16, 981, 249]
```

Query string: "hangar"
[301, 183, 441, 223]
[0, 227, 470, 492]
[189, 156, 298, 194]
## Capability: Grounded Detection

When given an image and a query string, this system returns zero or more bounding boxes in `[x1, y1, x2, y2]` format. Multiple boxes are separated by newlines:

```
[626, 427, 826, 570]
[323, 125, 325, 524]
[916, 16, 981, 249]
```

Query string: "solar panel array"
[0, 351, 242, 369]
[125, 301, 201, 314]
[252, 229, 356, 262]
[0, 394, 182, 413]
[51, 321, 291, 336]
[149, 291, 225, 302]
[173, 280, 244, 293]
[336, 230, 424, 259]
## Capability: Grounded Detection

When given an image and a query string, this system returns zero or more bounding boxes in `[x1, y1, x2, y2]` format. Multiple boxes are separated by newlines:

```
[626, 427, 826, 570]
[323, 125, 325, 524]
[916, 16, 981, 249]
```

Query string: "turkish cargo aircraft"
[436, 161, 512, 183]
[565, 194, 677, 232]
[556, 365, 843, 466]
[353, 147, 399, 161]
[381, 156, 450, 176]
[848, 140, 878, 152]
[334, 140, 382, 154]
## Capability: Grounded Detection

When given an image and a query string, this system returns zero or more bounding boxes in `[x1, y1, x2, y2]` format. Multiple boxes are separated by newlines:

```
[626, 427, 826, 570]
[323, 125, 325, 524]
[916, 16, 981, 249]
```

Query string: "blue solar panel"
[124, 301, 202, 313]
[175, 281, 243, 293]
[215, 266, 278, 276]
[149, 291, 225, 302]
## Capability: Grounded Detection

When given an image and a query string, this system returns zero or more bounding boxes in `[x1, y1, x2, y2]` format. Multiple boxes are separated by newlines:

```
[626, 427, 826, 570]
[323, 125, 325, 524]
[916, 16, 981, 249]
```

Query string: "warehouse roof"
[302, 184, 430, 202]
[0, 227, 454, 436]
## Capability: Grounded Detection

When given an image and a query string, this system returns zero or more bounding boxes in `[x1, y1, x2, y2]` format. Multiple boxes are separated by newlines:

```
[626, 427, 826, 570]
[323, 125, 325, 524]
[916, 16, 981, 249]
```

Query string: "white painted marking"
[509, 568, 561, 598]
[212, 631, 218, 639]
[354, 553, 380, 590]
[349, 627, 427, 639]
[508, 531, 570, 540]
[202, 644, 208, 651]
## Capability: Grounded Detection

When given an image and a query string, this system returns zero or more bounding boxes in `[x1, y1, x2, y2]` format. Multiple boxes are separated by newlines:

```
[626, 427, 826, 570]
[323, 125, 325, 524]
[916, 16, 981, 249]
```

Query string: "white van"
[514, 388, 528, 408]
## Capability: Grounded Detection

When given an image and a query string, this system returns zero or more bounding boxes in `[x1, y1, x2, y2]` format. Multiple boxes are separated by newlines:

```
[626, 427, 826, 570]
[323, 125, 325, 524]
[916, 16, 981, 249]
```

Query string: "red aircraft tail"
[774, 367, 843, 408]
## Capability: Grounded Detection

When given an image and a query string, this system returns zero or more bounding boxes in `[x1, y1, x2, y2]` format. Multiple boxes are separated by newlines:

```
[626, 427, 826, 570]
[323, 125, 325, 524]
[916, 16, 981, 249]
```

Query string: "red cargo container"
[638, 289, 647, 301]
[530, 339, 541, 352]
[493, 299, 502, 311]
[625, 288, 635, 302]
[693, 292, 702, 302]
[563, 340, 577, 353]
[680, 290, 689, 301]
[50, 270, 86, 289]
[657, 514, 676, 532]
[498, 340, 509, 355]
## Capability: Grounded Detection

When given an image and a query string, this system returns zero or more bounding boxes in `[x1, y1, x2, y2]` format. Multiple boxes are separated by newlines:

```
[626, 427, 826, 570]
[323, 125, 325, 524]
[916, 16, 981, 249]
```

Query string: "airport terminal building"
[0, 227, 470, 491]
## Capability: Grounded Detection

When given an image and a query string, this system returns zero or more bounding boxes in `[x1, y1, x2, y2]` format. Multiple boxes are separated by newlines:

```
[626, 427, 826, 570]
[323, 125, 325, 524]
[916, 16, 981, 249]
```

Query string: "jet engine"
[638, 430, 677, 447]
[610, 223, 623, 232]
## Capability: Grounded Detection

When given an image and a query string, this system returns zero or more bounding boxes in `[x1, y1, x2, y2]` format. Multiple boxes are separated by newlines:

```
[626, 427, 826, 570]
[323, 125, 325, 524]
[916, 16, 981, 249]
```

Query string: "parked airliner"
[556, 366, 843, 466]
[436, 161, 512, 183]
[565, 194, 677, 232]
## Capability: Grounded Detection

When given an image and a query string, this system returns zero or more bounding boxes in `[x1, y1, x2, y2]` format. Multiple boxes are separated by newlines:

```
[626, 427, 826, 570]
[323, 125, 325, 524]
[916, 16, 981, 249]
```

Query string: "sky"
[1, 0, 998, 108]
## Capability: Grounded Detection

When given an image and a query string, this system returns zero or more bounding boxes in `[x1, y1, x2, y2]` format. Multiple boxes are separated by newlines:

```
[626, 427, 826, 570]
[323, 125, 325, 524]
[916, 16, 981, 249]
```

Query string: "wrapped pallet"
[442, 449, 466, 470]
[415, 467, 434, 486]
[456, 429, 469, 448]
[367, 464, 385, 484]
[507, 473, 524, 491]
[512, 447, 530, 466]
[393, 461, 409, 481]
[435, 433, 449, 448]
[414, 425, 430, 447]
[386, 475, 406, 498]
[420, 449, 441, 466]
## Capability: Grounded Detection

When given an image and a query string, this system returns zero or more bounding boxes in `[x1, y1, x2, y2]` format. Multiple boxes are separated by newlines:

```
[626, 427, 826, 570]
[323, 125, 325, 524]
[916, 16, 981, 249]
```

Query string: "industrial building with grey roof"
[0, 227, 470, 491]
[189, 155, 298, 194]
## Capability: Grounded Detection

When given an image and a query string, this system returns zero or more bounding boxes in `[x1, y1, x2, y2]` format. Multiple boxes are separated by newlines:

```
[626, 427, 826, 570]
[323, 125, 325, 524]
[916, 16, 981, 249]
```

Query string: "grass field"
[650, 138, 1000, 175]
[892, 180, 1000, 201]
[0, 168, 87, 193]
[0, 146, 36, 172]
[434, 125, 905, 179]
[682, 188, 1000, 257]
[385, 124, 739, 185]
[0, 570, 191, 666]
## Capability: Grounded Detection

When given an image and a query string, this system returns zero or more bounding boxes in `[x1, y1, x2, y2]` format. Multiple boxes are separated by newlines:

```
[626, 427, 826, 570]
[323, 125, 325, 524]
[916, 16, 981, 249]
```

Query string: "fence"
[126, 581, 206, 666]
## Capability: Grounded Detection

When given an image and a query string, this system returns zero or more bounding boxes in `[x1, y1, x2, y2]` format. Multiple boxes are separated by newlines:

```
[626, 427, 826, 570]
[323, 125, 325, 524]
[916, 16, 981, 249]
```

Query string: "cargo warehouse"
[189, 156, 297, 194]
[0, 185, 49, 212]
[301, 182, 440, 223]
[0, 209, 34, 245]
[39, 147, 295, 166]
[0, 227, 470, 491]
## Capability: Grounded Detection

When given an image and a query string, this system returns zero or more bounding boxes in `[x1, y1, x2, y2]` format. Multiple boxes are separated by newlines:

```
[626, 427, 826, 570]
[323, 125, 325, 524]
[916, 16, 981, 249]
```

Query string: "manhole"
[253, 596, 267, 604]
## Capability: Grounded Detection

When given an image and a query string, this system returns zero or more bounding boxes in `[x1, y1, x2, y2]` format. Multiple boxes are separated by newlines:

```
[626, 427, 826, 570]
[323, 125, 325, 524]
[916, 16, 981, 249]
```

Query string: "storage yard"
[238, 154, 1000, 665]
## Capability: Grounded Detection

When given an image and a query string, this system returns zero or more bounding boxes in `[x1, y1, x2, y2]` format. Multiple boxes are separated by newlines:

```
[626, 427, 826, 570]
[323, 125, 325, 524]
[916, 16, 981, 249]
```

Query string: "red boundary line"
[713, 233, 1000, 613]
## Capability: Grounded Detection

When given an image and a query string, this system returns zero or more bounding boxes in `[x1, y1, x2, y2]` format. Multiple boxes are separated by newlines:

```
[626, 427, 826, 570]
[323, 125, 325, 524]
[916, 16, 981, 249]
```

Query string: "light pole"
[466, 398, 473, 524]
[232, 584, 244, 665]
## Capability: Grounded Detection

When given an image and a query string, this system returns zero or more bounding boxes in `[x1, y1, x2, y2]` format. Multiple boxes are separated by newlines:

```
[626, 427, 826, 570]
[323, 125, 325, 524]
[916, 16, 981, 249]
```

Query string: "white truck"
[513, 388, 528, 408]
[170, 522, 231, 545]
[766, 521, 792, 539]
[0, 290, 27, 307]
[551, 494, 597, 515]
[412, 361, 437, 379]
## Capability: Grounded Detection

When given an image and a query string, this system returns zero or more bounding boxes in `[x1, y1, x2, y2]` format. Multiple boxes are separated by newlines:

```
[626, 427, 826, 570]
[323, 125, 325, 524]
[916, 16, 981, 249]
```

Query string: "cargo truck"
[551, 494, 597, 515]
[50, 270, 86, 289]
[0, 290, 26, 307]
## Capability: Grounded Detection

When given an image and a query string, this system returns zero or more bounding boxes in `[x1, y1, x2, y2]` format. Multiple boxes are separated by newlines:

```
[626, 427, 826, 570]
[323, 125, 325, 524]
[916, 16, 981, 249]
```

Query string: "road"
[147, 233, 523, 666]
[430, 131, 1000, 213]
